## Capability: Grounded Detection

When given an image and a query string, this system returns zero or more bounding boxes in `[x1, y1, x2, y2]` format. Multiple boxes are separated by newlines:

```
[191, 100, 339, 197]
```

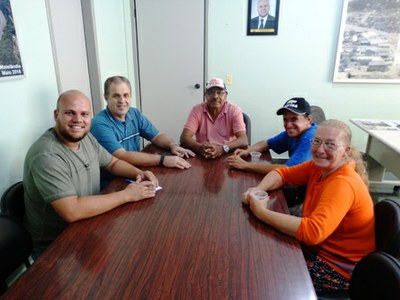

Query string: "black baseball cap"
[276, 97, 311, 115]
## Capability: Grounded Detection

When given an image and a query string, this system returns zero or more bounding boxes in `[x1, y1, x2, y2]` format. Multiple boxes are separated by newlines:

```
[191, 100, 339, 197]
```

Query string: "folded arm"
[180, 128, 203, 153]
[228, 130, 249, 152]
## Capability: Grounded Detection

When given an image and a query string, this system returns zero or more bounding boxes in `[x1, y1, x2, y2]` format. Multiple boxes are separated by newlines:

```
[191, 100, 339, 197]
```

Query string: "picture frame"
[0, 0, 24, 80]
[333, 0, 400, 83]
[247, 0, 280, 36]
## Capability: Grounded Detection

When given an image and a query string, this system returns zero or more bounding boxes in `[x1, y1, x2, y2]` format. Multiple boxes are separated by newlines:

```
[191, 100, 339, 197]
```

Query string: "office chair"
[317, 199, 400, 300]
[242, 112, 251, 144]
[350, 251, 400, 300]
[0, 214, 33, 295]
[1, 181, 32, 269]
[1, 181, 25, 223]
[310, 105, 326, 125]
[317, 251, 400, 300]
[374, 199, 400, 257]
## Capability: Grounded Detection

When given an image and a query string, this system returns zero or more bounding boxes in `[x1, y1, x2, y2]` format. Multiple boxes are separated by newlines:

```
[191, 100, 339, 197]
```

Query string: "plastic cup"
[253, 190, 269, 200]
[250, 151, 261, 162]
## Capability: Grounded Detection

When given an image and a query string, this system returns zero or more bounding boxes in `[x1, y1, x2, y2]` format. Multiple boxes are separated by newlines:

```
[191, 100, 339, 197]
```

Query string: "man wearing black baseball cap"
[276, 97, 312, 115]
[228, 97, 317, 173]
[228, 97, 317, 215]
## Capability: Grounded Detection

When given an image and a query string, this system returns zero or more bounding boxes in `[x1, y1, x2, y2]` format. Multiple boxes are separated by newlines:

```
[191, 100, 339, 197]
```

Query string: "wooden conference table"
[350, 119, 400, 190]
[2, 146, 316, 300]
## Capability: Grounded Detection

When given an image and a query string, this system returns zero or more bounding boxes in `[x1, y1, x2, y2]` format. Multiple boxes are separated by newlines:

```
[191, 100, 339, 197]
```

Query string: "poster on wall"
[0, 0, 24, 79]
[333, 0, 400, 83]
[247, 0, 280, 36]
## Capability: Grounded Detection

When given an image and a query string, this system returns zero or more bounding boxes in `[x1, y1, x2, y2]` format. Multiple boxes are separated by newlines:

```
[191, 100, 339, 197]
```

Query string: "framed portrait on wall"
[333, 0, 400, 83]
[0, 0, 24, 80]
[247, 0, 280, 36]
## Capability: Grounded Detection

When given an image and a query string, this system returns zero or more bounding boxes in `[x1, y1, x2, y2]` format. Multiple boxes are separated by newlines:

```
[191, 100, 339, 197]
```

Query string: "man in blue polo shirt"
[91, 76, 195, 187]
[227, 97, 317, 173]
[228, 97, 317, 215]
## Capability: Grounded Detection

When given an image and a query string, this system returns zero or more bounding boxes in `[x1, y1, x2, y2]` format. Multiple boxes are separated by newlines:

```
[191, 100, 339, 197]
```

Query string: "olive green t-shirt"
[23, 128, 112, 253]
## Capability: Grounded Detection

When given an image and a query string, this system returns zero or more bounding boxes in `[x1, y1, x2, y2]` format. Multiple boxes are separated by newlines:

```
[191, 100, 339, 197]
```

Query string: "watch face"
[223, 144, 229, 153]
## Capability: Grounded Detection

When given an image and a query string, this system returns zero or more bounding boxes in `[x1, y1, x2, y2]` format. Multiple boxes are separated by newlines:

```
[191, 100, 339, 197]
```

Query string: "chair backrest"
[349, 251, 400, 300]
[0, 214, 33, 295]
[242, 112, 251, 145]
[317, 250, 400, 300]
[1, 181, 25, 223]
[374, 199, 400, 257]
[310, 105, 326, 125]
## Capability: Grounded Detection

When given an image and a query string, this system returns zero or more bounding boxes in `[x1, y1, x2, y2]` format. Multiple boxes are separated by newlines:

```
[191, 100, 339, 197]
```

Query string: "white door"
[46, 0, 92, 98]
[134, 0, 206, 142]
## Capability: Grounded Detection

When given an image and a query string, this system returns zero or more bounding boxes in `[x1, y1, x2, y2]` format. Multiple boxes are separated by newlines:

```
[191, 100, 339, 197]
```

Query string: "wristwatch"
[223, 144, 230, 153]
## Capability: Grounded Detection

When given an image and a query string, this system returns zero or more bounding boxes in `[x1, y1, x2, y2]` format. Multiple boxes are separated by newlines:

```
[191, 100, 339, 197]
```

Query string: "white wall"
[0, 0, 138, 197]
[1, 0, 399, 197]
[0, 0, 58, 195]
[207, 0, 400, 158]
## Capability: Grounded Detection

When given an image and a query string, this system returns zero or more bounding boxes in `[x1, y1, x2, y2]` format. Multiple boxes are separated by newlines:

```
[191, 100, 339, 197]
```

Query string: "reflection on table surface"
[1, 148, 316, 300]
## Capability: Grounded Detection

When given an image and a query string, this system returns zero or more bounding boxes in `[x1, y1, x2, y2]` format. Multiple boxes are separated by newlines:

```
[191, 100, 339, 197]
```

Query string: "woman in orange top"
[242, 119, 375, 293]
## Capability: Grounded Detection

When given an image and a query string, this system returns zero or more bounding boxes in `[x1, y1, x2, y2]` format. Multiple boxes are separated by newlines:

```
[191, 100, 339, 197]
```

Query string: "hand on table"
[200, 143, 224, 159]
[227, 154, 248, 170]
[125, 180, 157, 201]
[163, 155, 192, 169]
[136, 170, 159, 187]
[170, 144, 196, 158]
[234, 148, 249, 157]
[242, 187, 269, 209]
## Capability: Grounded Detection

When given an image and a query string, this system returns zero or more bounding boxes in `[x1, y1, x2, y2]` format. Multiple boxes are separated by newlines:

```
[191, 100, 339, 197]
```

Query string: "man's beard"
[58, 127, 88, 143]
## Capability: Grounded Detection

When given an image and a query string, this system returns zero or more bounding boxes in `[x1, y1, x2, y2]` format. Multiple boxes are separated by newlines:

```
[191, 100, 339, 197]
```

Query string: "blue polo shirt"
[267, 123, 317, 166]
[91, 107, 159, 154]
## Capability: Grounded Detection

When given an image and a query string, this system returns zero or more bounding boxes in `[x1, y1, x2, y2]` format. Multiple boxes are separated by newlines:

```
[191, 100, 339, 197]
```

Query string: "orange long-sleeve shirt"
[276, 160, 375, 279]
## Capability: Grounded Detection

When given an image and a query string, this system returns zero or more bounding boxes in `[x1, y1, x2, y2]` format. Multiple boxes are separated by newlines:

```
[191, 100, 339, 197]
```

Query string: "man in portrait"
[250, 0, 276, 31]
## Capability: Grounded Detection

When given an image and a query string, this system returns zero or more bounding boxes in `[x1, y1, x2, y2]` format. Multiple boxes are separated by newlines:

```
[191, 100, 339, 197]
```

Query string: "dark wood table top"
[2, 148, 316, 300]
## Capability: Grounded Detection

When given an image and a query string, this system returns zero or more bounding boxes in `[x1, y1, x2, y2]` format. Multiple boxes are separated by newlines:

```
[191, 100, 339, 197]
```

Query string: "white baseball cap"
[205, 78, 227, 91]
